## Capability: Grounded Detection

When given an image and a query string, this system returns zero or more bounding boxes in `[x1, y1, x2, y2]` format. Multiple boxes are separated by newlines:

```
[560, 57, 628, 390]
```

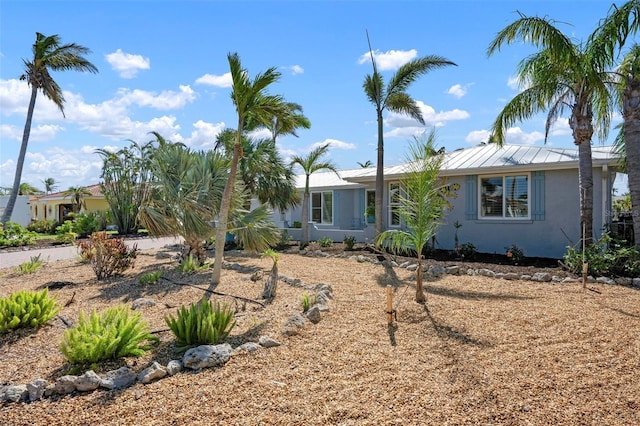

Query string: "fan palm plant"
[42, 177, 58, 194]
[1, 33, 98, 225]
[63, 186, 92, 214]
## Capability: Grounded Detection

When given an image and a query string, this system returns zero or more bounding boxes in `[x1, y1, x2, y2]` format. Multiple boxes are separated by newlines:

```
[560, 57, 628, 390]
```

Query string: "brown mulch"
[1, 243, 639, 425]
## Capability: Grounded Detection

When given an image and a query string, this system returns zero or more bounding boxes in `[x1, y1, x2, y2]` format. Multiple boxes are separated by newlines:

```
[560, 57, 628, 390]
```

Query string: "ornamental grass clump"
[15, 254, 45, 275]
[0, 289, 59, 332]
[165, 298, 236, 352]
[59, 305, 158, 364]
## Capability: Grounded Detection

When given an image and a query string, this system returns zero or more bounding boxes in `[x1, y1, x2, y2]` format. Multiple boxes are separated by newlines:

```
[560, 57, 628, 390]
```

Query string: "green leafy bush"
[177, 254, 206, 274]
[563, 233, 640, 277]
[55, 220, 77, 243]
[139, 270, 162, 285]
[505, 244, 524, 264]
[76, 232, 137, 280]
[292, 221, 302, 228]
[73, 212, 102, 238]
[15, 254, 44, 275]
[318, 236, 333, 248]
[0, 222, 37, 247]
[165, 298, 236, 351]
[343, 235, 356, 251]
[460, 242, 477, 260]
[60, 305, 158, 364]
[0, 289, 59, 332]
[27, 219, 57, 235]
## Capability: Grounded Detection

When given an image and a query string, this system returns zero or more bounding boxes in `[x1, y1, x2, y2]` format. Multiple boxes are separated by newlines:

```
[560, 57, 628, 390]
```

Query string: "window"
[311, 191, 333, 224]
[389, 183, 401, 226]
[480, 174, 529, 219]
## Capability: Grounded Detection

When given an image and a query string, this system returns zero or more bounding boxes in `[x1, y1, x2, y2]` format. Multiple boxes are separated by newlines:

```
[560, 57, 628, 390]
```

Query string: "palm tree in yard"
[376, 130, 452, 303]
[590, 0, 640, 248]
[1, 33, 98, 225]
[487, 13, 615, 247]
[290, 144, 339, 248]
[42, 177, 58, 194]
[63, 186, 92, 214]
[363, 33, 456, 236]
[267, 102, 311, 143]
[211, 52, 296, 285]
[18, 182, 43, 195]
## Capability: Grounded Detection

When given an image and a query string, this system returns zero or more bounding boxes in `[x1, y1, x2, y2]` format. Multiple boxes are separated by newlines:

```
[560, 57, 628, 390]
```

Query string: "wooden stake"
[386, 285, 393, 324]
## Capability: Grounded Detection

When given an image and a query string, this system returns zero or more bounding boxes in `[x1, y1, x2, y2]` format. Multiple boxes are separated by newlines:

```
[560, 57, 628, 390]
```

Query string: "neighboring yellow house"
[30, 184, 109, 223]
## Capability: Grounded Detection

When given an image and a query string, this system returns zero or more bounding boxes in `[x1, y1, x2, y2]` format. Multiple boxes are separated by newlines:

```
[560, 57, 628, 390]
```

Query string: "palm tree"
[63, 186, 92, 214]
[1, 33, 98, 225]
[590, 0, 640, 248]
[363, 32, 456, 236]
[375, 130, 451, 303]
[357, 160, 373, 168]
[268, 102, 311, 143]
[487, 13, 615, 247]
[211, 53, 294, 285]
[18, 182, 43, 195]
[42, 177, 58, 194]
[290, 144, 340, 247]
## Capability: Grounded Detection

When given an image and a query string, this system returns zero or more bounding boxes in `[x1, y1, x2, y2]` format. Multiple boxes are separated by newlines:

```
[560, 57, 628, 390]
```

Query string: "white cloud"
[105, 49, 150, 79]
[115, 85, 196, 110]
[358, 49, 417, 71]
[0, 123, 63, 143]
[504, 127, 544, 145]
[507, 75, 520, 90]
[447, 84, 468, 99]
[548, 118, 571, 137]
[186, 120, 226, 148]
[386, 101, 469, 129]
[195, 72, 232, 88]
[310, 139, 356, 151]
[283, 65, 304, 75]
[465, 129, 492, 145]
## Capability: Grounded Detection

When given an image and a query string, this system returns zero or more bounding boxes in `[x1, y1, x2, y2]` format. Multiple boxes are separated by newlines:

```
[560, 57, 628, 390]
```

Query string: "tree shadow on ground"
[375, 262, 411, 289]
[424, 283, 536, 301]
[422, 302, 491, 348]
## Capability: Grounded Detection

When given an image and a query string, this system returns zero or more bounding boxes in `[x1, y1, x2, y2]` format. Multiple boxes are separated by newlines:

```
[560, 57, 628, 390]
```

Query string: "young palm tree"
[211, 53, 294, 285]
[487, 14, 615, 246]
[357, 160, 373, 168]
[363, 33, 456, 235]
[376, 130, 452, 303]
[42, 177, 58, 194]
[591, 0, 640, 248]
[63, 186, 92, 214]
[1, 33, 98, 225]
[290, 144, 340, 247]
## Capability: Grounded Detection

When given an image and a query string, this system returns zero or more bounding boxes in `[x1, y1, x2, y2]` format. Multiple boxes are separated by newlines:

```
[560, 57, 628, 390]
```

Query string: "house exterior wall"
[0, 196, 31, 227]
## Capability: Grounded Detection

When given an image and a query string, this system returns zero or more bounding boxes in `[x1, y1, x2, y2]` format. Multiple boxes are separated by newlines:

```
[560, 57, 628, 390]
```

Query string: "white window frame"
[310, 191, 333, 224]
[478, 173, 531, 220]
[389, 182, 402, 227]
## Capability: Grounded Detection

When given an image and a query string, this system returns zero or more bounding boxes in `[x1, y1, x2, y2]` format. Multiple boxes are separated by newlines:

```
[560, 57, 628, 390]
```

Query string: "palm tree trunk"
[1, 86, 37, 225]
[375, 108, 384, 236]
[623, 78, 640, 249]
[301, 175, 310, 246]
[416, 257, 425, 303]
[570, 106, 595, 247]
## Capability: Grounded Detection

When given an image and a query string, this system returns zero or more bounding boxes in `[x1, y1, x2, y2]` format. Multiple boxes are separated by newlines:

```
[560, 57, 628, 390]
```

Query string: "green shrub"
[27, 219, 57, 234]
[563, 233, 640, 277]
[60, 305, 158, 364]
[165, 298, 236, 352]
[55, 220, 77, 243]
[139, 270, 162, 285]
[318, 236, 333, 248]
[343, 235, 356, 251]
[0, 289, 59, 332]
[73, 212, 102, 238]
[460, 242, 477, 260]
[76, 232, 137, 280]
[177, 254, 205, 274]
[15, 254, 45, 275]
[292, 221, 302, 228]
[0, 222, 37, 247]
[301, 293, 316, 312]
[505, 244, 524, 264]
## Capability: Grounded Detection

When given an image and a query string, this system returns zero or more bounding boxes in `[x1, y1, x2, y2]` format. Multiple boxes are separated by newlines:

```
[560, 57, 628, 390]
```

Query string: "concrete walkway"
[0, 236, 183, 269]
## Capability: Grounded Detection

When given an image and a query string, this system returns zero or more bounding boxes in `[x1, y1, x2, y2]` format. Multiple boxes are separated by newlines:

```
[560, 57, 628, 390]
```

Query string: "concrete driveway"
[0, 236, 183, 269]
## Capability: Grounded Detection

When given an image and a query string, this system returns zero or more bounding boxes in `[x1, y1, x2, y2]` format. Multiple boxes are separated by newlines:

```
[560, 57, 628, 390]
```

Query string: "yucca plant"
[165, 298, 236, 352]
[59, 305, 159, 364]
[0, 288, 59, 332]
[15, 254, 45, 275]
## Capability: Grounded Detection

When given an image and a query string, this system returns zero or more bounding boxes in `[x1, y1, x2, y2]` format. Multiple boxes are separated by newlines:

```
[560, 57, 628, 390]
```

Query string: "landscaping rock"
[503, 273, 519, 280]
[596, 276, 616, 285]
[27, 379, 48, 401]
[75, 370, 101, 392]
[445, 265, 460, 275]
[101, 367, 137, 390]
[2, 385, 28, 402]
[478, 269, 496, 278]
[131, 298, 156, 310]
[531, 272, 552, 282]
[139, 361, 167, 384]
[166, 360, 183, 376]
[258, 336, 282, 348]
[234, 342, 261, 354]
[54, 375, 78, 394]
[305, 306, 322, 324]
[183, 344, 232, 370]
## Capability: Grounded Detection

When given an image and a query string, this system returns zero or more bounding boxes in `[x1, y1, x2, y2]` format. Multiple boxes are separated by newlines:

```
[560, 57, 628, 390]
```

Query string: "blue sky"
[0, 0, 629, 193]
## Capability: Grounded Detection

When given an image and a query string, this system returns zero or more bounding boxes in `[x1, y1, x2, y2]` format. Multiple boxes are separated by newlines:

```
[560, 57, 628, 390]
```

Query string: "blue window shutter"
[531, 171, 545, 220]
[465, 175, 478, 220]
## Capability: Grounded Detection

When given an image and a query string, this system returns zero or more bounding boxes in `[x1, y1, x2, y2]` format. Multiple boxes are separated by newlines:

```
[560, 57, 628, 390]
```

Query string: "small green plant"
[0, 222, 37, 247]
[60, 305, 158, 364]
[301, 293, 316, 312]
[165, 298, 236, 352]
[73, 212, 102, 238]
[292, 221, 302, 228]
[139, 270, 162, 285]
[15, 254, 45, 275]
[343, 235, 357, 251]
[459, 242, 477, 260]
[453, 220, 462, 252]
[563, 233, 640, 277]
[0, 288, 60, 332]
[318, 236, 333, 248]
[27, 219, 57, 235]
[177, 254, 206, 273]
[505, 244, 524, 264]
[76, 232, 137, 280]
[55, 220, 77, 243]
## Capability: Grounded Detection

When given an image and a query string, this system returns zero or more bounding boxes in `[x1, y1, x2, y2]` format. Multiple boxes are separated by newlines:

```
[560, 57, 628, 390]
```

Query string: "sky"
[0, 0, 631, 193]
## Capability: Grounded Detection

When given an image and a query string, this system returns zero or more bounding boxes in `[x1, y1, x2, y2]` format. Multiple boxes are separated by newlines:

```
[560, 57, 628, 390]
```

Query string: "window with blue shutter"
[465, 175, 478, 220]
[531, 171, 545, 221]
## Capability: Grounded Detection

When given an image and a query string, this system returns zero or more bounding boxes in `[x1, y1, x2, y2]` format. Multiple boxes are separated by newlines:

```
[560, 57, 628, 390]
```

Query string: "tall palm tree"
[363, 33, 456, 235]
[375, 130, 450, 303]
[211, 53, 294, 285]
[18, 182, 43, 195]
[590, 0, 640, 248]
[42, 177, 58, 194]
[63, 186, 92, 213]
[487, 13, 615, 246]
[357, 160, 373, 168]
[290, 144, 340, 247]
[267, 102, 311, 143]
[1, 33, 98, 225]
